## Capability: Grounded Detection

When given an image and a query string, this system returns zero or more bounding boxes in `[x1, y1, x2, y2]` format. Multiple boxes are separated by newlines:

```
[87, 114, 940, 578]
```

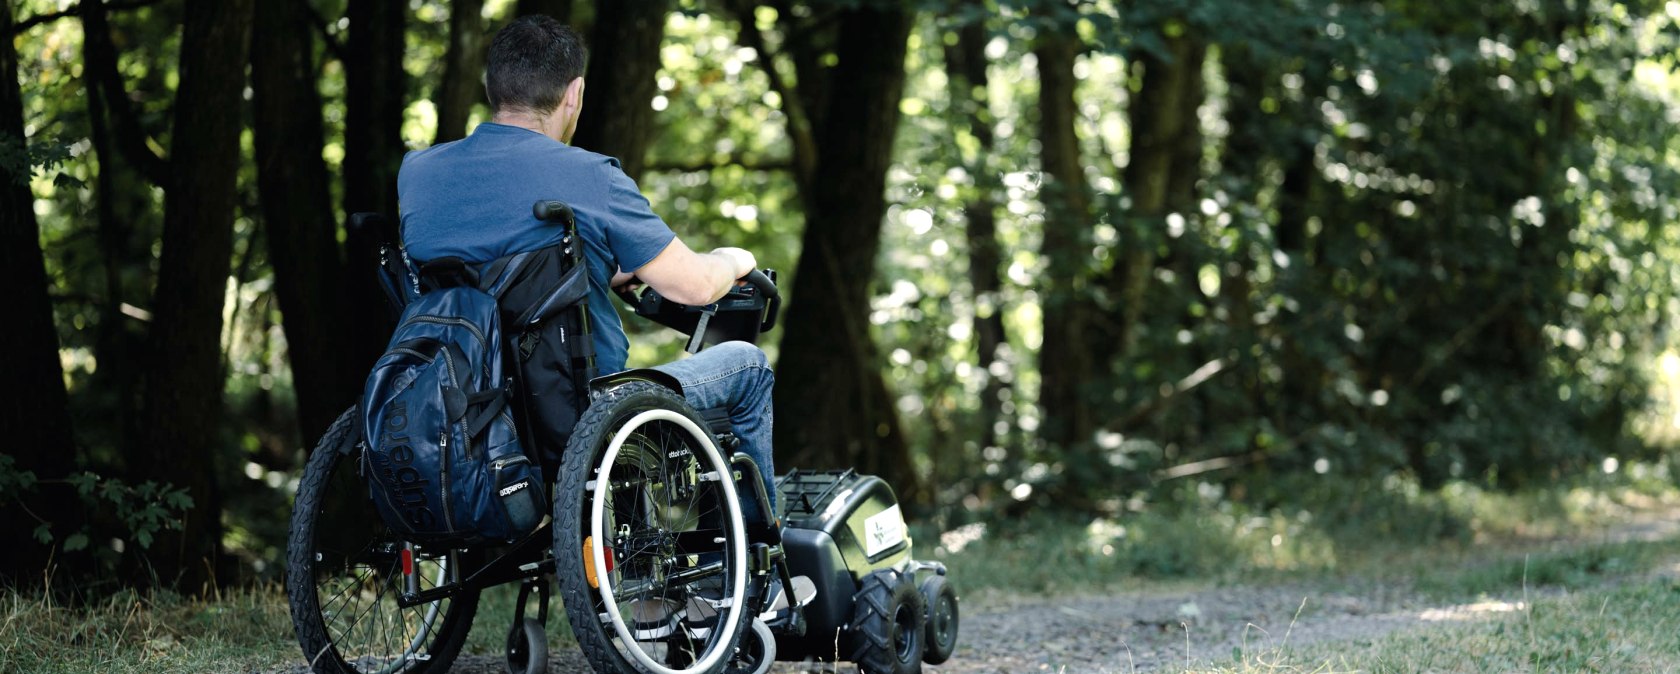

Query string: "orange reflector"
[584, 536, 617, 589]
[401, 548, 414, 577]
[584, 537, 598, 588]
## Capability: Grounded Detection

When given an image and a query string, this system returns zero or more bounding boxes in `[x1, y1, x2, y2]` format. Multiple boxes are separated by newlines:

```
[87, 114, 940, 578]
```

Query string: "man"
[397, 16, 779, 527]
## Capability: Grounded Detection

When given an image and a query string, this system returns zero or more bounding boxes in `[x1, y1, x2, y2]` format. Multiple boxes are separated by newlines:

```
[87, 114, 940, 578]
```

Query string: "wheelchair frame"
[291, 201, 799, 674]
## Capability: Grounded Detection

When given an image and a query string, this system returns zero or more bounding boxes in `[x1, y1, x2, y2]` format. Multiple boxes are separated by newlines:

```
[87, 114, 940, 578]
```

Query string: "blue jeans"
[651, 341, 776, 525]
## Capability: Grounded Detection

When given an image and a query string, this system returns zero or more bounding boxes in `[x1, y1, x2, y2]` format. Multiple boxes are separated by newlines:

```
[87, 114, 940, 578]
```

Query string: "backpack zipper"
[400, 314, 488, 351]
[437, 347, 461, 389]
[439, 431, 455, 531]
[390, 346, 435, 362]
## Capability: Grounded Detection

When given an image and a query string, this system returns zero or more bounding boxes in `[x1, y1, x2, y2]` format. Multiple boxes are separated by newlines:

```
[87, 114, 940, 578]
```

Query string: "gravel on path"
[420, 582, 1521, 674]
[280, 514, 1680, 674]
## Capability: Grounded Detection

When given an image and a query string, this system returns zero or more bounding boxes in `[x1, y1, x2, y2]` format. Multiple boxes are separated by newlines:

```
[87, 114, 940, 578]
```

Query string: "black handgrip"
[612, 276, 641, 305]
[742, 269, 781, 332]
[532, 200, 575, 226]
[741, 269, 778, 300]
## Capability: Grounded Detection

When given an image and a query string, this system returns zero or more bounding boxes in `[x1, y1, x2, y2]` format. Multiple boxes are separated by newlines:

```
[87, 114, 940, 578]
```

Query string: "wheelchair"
[286, 201, 958, 674]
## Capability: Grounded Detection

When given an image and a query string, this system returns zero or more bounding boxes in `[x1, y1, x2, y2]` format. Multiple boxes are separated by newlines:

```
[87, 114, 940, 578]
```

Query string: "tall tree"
[0, 0, 84, 584]
[137, 0, 254, 591]
[253, 0, 361, 441]
[517, 0, 573, 21]
[571, 0, 670, 181]
[81, 0, 152, 455]
[770, 6, 919, 499]
[343, 0, 406, 218]
[435, 0, 487, 144]
[80, 0, 168, 188]
[1105, 28, 1205, 361]
[1032, 26, 1098, 469]
[944, 11, 1013, 473]
[341, 0, 409, 378]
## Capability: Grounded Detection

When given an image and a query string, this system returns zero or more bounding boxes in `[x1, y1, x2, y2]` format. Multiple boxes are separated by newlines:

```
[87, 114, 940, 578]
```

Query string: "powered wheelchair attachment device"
[285, 201, 959, 674]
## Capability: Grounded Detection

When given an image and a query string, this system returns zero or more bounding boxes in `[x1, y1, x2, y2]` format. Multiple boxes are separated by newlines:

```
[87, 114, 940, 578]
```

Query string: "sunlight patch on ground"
[939, 522, 987, 554]
[1418, 599, 1526, 622]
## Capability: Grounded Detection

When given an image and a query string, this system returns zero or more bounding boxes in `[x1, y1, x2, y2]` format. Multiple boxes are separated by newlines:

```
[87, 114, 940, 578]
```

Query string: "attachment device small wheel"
[849, 570, 926, 674]
[918, 575, 957, 664]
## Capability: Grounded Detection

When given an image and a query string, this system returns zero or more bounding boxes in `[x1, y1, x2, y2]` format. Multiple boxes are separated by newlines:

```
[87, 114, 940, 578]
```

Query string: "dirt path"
[432, 582, 1521, 674]
[291, 513, 1680, 674]
[431, 513, 1680, 674]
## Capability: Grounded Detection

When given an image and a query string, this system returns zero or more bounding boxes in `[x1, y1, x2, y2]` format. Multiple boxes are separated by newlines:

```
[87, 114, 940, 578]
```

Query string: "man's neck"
[493, 110, 545, 132]
[492, 110, 561, 142]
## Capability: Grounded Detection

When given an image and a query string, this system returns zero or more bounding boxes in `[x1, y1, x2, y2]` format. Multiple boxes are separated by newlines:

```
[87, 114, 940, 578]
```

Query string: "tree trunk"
[1033, 31, 1098, 465]
[435, 0, 487, 144]
[1105, 31, 1203, 361]
[571, 0, 669, 182]
[80, 0, 169, 187]
[83, 18, 147, 459]
[772, 7, 918, 503]
[517, 0, 573, 21]
[1216, 46, 1265, 427]
[342, 0, 408, 378]
[253, 0, 361, 444]
[344, 0, 406, 218]
[945, 14, 1011, 472]
[137, 0, 253, 592]
[0, 0, 85, 585]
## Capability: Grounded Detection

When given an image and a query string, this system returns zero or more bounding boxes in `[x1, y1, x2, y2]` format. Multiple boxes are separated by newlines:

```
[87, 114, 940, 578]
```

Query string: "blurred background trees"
[5, 0, 1680, 593]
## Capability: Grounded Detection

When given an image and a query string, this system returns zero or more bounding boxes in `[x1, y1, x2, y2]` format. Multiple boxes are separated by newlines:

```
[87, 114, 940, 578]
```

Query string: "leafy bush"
[0, 454, 193, 571]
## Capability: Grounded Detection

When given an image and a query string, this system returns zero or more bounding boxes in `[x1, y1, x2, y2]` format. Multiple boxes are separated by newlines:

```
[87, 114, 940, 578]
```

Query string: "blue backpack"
[361, 277, 545, 545]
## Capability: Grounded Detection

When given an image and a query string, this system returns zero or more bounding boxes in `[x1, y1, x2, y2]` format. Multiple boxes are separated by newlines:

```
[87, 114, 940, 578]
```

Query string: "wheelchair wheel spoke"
[288, 412, 477, 674]
[570, 397, 751, 674]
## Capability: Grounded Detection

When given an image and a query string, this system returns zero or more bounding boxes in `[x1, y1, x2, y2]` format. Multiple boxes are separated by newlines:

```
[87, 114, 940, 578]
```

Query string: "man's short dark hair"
[485, 16, 588, 115]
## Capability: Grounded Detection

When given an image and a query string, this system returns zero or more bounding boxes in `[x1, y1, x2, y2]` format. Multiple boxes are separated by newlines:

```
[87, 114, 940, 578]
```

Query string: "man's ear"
[565, 77, 585, 111]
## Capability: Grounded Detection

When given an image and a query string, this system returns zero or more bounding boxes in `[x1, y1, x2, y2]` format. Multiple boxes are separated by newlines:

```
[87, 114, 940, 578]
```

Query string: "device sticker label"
[864, 504, 906, 557]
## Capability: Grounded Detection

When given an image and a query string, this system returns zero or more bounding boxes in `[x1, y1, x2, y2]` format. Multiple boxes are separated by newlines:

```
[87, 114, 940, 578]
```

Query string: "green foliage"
[0, 133, 85, 188]
[0, 455, 192, 567]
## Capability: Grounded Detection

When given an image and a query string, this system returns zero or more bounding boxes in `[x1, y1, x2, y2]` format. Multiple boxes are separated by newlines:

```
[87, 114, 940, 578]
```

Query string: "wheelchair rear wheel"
[556, 382, 752, 674]
[286, 407, 480, 674]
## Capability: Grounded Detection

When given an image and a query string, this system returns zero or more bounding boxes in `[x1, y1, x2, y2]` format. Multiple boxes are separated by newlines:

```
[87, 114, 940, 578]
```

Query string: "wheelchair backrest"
[355, 201, 596, 468]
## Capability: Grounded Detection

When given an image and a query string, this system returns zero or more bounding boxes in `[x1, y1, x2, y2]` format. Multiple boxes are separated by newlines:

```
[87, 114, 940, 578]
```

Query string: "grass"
[927, 464, 1680, 599]
[0, 579, 582, 674]
[1183, 574, 1680, 673]
[0, 585, 294, 674]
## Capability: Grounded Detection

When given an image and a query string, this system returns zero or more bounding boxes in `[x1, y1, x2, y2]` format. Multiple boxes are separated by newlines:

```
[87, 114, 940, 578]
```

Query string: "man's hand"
[711, 247, 757, 279]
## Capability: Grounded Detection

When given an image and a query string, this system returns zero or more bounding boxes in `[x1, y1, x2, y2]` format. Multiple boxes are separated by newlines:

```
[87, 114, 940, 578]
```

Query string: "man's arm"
[629, 238, 756, 306]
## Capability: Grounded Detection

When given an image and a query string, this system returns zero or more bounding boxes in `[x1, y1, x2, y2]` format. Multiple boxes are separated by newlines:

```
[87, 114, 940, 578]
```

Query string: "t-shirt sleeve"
[601, 160, 678, 272]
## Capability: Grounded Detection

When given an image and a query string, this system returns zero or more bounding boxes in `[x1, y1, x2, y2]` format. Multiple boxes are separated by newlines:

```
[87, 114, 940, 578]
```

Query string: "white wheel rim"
[591, 408, 747, 674]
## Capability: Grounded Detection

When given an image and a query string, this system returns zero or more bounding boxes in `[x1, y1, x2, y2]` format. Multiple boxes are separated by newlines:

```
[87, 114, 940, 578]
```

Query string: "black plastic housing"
[773, 469, 913, 660]
[628, 270, 778, 347]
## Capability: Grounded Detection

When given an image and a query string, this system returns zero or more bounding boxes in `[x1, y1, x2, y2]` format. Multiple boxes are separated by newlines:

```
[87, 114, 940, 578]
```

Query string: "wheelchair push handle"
[532, 200, 576, 226]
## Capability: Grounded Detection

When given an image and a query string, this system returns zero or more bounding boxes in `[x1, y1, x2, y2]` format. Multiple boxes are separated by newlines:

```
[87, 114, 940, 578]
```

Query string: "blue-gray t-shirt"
[397, 122, 676, 375]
